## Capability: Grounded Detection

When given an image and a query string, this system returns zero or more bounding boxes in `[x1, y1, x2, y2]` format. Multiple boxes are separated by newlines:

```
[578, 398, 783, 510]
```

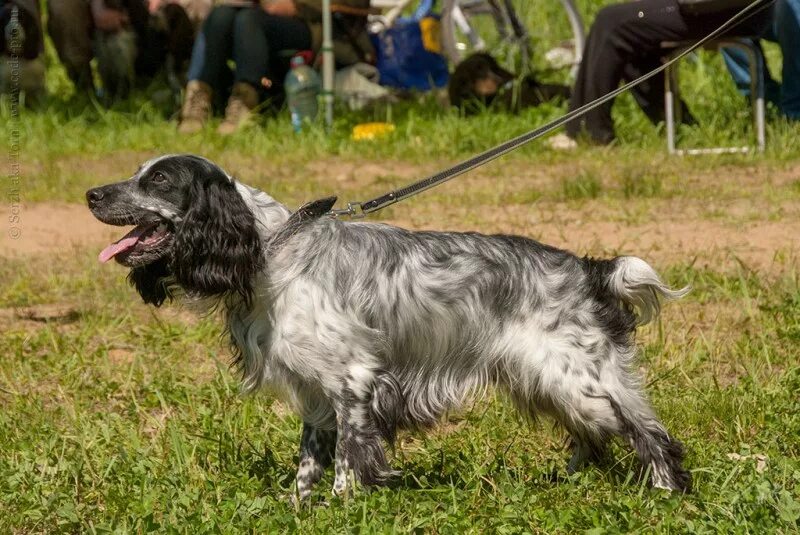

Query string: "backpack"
[370, 0, 449, 91]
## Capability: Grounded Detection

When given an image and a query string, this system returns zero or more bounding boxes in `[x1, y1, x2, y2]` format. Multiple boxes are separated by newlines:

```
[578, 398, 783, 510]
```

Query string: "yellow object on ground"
[352, 122, 396, 141]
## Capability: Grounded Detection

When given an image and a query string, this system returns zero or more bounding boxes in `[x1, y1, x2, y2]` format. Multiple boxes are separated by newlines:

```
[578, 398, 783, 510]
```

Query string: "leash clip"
[330, 201, 366, 219]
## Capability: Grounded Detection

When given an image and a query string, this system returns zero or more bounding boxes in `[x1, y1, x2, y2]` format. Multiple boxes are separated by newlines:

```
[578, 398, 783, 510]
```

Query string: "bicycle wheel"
[440, 0, 585, 79]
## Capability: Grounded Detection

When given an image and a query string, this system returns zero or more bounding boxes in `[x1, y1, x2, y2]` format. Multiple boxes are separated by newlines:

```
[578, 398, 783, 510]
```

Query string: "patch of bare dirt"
[305, 157, 583, 195]
[3, 193, 800, 274]
[307, 158, 430, 187]
[141, 407, 173, 438]
[0, 202, 124, 257]
[386, 202, 800, 273]
[13, 303, 81, 323]
[107, 347, 136, 367]
[5, 160, 800, 273]
[0, 303, 83, 333]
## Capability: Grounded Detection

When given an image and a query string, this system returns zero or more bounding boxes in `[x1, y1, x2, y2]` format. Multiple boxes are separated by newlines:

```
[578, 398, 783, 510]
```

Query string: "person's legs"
[217, 9, 313, 134]
[566, 0, 694, 144]
[722, 0, 799, 120]
[47, 0, 95, 92]
[217, 9, 272, 134]
[186, 29, 206, 81]
[195, 6, 239, 95]
[625, 55, 696, 126]
[0, 2, 46, 104]
[232, 9, 312, 94]
[94, 28, 138, 101]
[775, 0, 800, 119]
[625, 56, 667, 125]
[722, 42, 781, 107]
[180, 7, 239, 133]
[230, 10, 272, 96]
[723, 45, 754, 93]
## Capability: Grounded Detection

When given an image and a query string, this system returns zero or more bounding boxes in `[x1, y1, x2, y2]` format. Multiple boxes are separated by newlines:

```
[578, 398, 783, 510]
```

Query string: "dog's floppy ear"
[172, 177, 263, 305]
[485, 53, 514, 84]
[128, 257, 172, 307]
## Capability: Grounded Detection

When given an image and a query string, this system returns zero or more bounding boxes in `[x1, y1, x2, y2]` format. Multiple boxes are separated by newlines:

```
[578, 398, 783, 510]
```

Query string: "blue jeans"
[186, 7, 310, 96]
[187, 32, 205, 82]
[722, 0, 800, 120]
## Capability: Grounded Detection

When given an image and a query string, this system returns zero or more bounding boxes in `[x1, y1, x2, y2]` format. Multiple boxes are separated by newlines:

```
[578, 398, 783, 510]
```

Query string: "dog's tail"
[606, 256, 690, 325]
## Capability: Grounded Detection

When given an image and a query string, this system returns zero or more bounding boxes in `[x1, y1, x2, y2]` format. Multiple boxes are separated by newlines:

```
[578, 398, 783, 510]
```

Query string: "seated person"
[178, 0, 373, 135]
[0, 0, 45, 105]
[722, 0, 799, 121]
[147, 0, 212, 95]
[560, 0, 773, 146]
[48, 0, 167, 101]
[148, 0, 212, 31]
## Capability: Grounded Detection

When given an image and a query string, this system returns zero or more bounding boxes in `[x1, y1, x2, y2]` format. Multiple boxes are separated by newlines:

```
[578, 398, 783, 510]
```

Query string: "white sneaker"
[548, 133, 578, 150]
[545, 42, 577, 70]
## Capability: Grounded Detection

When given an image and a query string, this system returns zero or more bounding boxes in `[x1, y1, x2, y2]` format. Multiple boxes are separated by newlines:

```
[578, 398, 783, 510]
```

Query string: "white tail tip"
[609, 257, 690, 325]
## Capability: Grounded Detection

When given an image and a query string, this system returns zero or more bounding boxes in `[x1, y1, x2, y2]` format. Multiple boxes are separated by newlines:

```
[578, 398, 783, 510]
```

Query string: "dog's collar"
[289, 196, 338, 225]
[266, 196, 339, 253]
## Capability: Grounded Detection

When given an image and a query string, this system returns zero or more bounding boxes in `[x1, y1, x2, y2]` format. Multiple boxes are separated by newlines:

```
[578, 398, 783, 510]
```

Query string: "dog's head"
[448, 52, 514, 111]
[86, 154, 263, 306]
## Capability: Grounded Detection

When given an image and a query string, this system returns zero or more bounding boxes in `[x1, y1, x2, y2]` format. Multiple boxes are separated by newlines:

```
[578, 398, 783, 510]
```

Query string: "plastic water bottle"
[285, 54, 321, 132]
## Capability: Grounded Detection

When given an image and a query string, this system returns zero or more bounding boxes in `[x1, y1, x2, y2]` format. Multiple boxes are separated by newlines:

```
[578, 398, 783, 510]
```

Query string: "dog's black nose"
[86, 188, 104, 208]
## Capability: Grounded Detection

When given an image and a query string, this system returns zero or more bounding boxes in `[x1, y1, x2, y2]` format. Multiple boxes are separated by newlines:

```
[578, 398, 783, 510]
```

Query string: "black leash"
[329, 0, 773, 219]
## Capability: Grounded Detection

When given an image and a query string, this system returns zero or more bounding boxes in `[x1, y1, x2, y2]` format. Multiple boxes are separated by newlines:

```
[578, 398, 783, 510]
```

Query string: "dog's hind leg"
[551, 352, 691, 492]
[592, 383, 691, 492]
[507, 341, 690, 491]
[566, 431, 609, 474]
[295, 423, 336, 501]
[507, 384, 609, 474]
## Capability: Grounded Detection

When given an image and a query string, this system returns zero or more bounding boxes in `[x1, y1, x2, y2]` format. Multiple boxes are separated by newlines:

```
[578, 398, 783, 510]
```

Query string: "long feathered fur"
[227, 177, 691, 495]
[88, 155, 692, 499]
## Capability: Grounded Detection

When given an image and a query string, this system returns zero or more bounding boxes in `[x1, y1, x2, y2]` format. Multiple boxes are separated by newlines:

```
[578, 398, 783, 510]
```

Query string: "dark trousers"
[566, 0, 772, 143]
[196, 6, 311, 101]
[47, 0, 94, 91]
[47, 0, 161, 96]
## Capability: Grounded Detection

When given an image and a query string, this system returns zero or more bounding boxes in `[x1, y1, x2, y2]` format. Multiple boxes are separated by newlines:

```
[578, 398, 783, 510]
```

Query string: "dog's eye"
[152, 171, 167, 183]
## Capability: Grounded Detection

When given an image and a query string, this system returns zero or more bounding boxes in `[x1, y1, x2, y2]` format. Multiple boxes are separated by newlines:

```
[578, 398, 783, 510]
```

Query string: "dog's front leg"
[295, 423, 336, 501]
[330, 386, 395, 497]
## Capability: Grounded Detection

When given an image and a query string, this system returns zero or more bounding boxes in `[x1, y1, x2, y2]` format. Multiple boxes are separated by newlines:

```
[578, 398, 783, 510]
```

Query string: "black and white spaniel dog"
[86, 154, 691, 499]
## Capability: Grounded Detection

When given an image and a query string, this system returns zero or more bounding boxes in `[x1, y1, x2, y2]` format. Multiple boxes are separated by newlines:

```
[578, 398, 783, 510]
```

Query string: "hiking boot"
[217, 82, 259, 135]
[178, 80, 212, 134]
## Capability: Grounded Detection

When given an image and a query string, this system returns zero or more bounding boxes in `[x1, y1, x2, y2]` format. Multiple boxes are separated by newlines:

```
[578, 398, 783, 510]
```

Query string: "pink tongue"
[98, 224, 153, 263]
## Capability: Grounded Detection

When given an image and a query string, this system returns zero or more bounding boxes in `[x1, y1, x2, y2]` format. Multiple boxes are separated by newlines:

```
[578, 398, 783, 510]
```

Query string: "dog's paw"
[285, 491, 330, 509]
[331, 467, 360, 499]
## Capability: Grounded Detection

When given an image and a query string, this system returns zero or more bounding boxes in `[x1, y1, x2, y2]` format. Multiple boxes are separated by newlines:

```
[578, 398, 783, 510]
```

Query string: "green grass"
[561, 170, 602, 200]
[2, 2, 800, 532]
[1, 256, 799, 533]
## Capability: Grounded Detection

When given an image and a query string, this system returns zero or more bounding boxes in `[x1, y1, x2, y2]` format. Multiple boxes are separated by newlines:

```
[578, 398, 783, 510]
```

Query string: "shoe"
[217, 82, 259, 135]
[544, 42, 576, 70]
[548, 133, 578, 150]
[178, 80, 212, 134]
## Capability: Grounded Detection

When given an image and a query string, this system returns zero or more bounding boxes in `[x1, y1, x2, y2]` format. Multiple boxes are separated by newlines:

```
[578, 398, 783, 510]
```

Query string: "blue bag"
[370, 1, 449, 91]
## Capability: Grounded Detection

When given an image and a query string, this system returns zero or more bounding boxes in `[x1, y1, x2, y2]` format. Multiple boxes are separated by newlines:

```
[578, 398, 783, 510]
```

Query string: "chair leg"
[756, 93, 766, 153]
[664, 38, 767, 156]
[665, 62, 677, 155]
[753, 48, 766, 153]
[672, 62, 683, 127]
[739, 41, 766, 153]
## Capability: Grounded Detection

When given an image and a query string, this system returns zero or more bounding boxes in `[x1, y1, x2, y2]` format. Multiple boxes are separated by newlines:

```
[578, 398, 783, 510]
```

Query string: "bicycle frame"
[371, 0, 585, 77]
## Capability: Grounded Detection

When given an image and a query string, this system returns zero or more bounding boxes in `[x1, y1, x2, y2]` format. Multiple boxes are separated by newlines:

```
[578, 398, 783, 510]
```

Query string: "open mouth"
[99, 221, 172, 264]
